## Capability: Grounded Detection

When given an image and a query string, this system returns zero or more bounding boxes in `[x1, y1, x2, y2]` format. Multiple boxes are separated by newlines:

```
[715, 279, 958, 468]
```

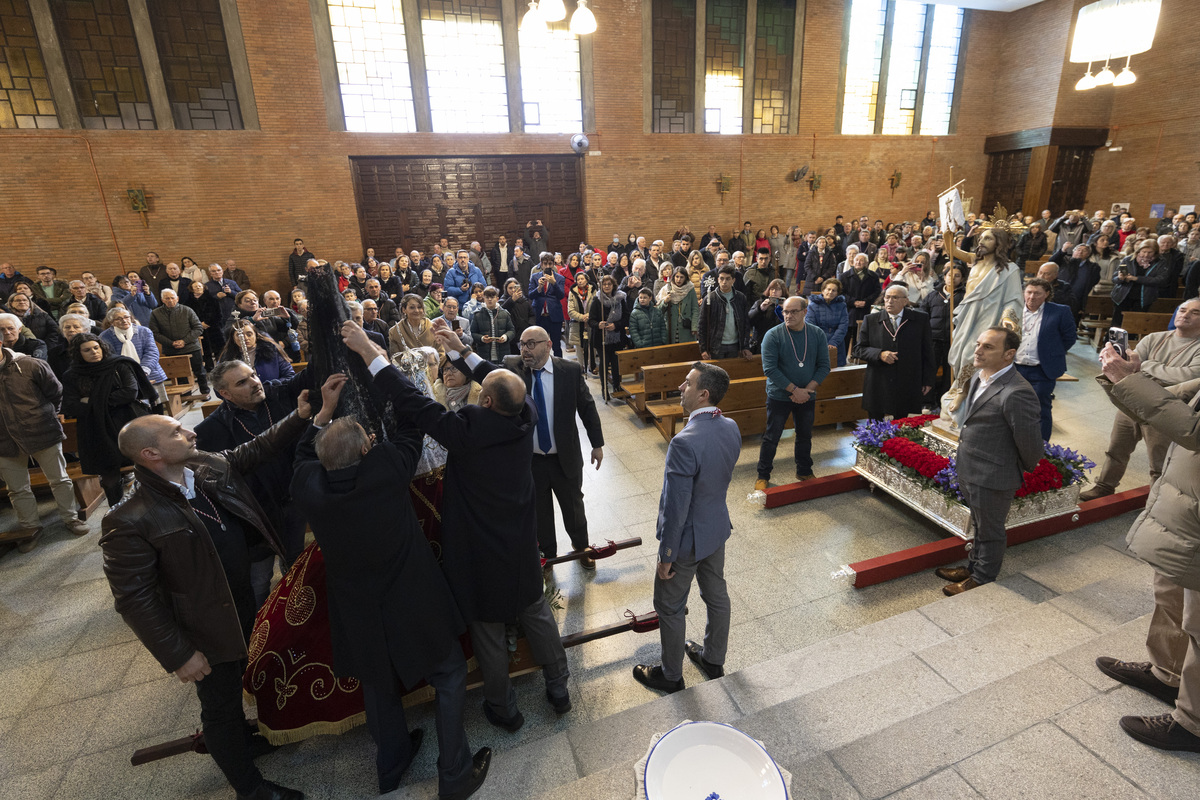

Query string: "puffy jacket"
[919, 286, 965, 345]
[1107, 374, 1200, 589]
[444, 263, 486, 304]
[100, 325, 167, 384]
[99, 412, 308, 672]
[0, 348, 65, 457]
[629, 303, 667, 348]
[807, 294, 849, 362]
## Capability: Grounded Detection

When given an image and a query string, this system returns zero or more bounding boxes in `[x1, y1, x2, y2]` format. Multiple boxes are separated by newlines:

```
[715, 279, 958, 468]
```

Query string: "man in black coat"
[503, 325, 604, 566]
[341, 319, 572, 733]
[852, 284, 935, 419]
[511, 245, 534, 296]
[291, 379, 490, 799]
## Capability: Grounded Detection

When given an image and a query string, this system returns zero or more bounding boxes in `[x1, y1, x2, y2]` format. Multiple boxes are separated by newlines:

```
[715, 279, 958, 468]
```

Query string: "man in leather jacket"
[98, 379, 338, 800]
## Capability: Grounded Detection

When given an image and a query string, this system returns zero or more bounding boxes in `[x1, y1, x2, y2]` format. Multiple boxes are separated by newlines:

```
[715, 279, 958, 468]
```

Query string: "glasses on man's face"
[782, 309, 805, 316]
[518, 339, 550, 349]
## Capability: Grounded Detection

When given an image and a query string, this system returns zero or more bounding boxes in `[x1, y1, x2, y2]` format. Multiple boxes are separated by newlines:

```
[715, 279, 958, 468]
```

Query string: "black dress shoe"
[935, 566, 971, 583]
[379, 729, 425, 793]
[439, 747, 492, 800]
[482, 701, 524, 732]
[236, 779, 303, 800]
[633, 664, 684, 694]
[1096, 657, 1180, 705]
[546, 689, 572, 714]
[684, 640, 724, 679]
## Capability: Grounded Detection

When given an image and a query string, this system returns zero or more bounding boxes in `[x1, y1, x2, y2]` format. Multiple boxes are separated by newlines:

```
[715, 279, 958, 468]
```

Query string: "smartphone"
[1107, 327, 1130, 359]
[262, 307, 285, 318]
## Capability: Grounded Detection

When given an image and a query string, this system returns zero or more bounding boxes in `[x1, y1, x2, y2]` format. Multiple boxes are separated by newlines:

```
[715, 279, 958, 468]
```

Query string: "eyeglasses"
[781, 309, 806, 316]
[518, 339, 550, 349]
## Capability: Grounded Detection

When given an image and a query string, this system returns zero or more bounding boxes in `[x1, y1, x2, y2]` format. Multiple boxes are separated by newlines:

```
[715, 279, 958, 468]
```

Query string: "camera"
[1106, 327, 1130, 358]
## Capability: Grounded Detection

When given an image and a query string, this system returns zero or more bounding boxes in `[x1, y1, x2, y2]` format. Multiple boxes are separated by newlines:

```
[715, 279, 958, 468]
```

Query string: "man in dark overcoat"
[852, 283, 935, 419]
[340, 319, 571, 734]
[290, 375, 489, 799]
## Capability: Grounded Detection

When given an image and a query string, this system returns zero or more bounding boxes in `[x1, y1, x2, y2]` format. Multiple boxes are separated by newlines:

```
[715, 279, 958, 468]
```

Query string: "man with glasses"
[755, 296, 830, 491]
[853, 285, 934, 421]
[504, 326, 605, 569]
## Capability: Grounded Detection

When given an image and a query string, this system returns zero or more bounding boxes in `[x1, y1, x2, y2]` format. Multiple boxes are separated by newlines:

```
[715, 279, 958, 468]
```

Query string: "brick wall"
[0, 0, 1191, 294]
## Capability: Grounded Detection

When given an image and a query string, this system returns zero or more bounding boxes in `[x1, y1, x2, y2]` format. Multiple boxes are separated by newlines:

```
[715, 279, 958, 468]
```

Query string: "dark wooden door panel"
[1049, 146, 1094, 214]
[982, 149, 1031, 217]
[352, 156, 585, 257]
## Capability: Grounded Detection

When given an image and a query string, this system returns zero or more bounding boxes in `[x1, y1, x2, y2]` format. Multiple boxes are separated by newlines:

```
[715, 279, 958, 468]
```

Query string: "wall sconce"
[717, 175, 733, 202]
[807, 174, 822, 199]
[889, 170, 902, 197]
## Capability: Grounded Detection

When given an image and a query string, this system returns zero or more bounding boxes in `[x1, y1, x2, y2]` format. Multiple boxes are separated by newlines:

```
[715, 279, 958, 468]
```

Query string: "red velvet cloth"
[243, 471, 452, 744]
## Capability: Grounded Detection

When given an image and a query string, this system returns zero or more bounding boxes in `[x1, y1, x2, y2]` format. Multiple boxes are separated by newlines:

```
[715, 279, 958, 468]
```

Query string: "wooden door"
[351, 155, 585, 258]
[1049, 146, 1095, 214]
[982, 149, 1032, 217]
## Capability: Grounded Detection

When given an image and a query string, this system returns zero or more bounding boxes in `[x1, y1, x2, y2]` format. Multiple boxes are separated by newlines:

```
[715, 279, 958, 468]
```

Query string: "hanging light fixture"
[1075, 62, 1097, 90]
[1112, 55, 1137, 86]
[570, 0, 597, 35]
[539, 0, 567, 22]
[521, 0, 545, 33]
[1069, 0, 1160, 91]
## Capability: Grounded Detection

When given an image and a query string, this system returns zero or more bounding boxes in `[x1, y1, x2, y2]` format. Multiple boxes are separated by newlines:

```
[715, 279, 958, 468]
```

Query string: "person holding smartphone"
[528, 255, 566, 358]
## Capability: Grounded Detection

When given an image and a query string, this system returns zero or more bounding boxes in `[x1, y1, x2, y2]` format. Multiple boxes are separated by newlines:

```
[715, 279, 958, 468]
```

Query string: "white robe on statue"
[940, 260, 1024, 421]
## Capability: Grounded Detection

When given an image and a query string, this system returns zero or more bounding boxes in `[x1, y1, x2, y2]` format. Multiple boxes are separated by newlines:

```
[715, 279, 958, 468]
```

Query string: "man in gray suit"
[937, 326, 1042, 596]
[634, 363, 742, 693]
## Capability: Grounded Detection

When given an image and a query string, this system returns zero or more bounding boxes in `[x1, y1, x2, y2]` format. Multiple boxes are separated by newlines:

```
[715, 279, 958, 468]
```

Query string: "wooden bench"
[160, 354, 200, 417]
[202, 399, 223, 418]
[613, 342, 701, 403]
[643, 360, 867, 441]
[0, 418, 123, 521]
[1122, 312, 1174, 340]
[1080, 295, 1179, 348]
[642, 357, 766, 434]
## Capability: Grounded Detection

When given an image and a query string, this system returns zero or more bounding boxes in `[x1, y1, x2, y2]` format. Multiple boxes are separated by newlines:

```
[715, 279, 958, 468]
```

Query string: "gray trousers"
[0, 444, 79, 529]
[468, 595, 569, 718]
[962, 481, 1013, 584]
[653, 543, 731, 682]
[1095, 409, 1171, 491]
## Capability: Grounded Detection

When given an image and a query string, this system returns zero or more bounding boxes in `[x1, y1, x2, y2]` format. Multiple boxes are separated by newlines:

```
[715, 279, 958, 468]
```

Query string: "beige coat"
[1106, 374, 1200, 589]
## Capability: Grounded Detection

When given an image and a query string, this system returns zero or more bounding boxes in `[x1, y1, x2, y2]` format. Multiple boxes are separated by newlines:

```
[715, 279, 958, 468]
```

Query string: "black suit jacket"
[501, 355, 604, 477]
[371, 363, 543, 623]
[291, 424, 464, 688]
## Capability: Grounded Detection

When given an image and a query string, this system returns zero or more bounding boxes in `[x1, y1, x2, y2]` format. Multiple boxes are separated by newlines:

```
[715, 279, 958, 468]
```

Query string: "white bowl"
[644, 721, 788, 800]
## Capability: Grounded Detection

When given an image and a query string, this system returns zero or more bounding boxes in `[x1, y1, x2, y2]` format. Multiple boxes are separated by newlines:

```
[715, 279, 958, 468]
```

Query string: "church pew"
[1122, 312, 1174, 340]
[613, 341, 701, 412]
[160, 354, 199, 418]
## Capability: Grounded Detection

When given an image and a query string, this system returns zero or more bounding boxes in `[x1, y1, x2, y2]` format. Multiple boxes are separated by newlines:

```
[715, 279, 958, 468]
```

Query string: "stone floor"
[2, 344, 1197, 799]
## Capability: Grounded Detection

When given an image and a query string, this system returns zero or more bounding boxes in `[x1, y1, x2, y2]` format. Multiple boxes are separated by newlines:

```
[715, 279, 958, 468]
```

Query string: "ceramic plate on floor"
[643, 721, 788, 800]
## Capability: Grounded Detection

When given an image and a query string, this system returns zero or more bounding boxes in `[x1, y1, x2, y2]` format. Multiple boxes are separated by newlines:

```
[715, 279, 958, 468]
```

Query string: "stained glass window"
[326, 0, 415, 132]
[419, 0, 508, 133]
[704, 0, 744, 134]
[751, 0, 793, 134]
[840, 0, 886, 135]
[49, 0, 156, 129]
[651, 0, 695, 133]
[919, 3, 963, 136]
[880, 1, 925, 135]
[147, 0, 242, 130]
[519, 20, 581, 133]
[0, 0, 60, 128]
[841, 0, 965, 136]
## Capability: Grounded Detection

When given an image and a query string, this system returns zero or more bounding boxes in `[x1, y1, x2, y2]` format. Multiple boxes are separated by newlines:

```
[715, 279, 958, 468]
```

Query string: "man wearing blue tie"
[634, 363, 742, 693]
[504, 326, 605, 569]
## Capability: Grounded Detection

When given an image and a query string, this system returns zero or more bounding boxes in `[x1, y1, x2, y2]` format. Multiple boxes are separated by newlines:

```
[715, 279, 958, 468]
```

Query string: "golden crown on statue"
[976, 203, 1028, 235]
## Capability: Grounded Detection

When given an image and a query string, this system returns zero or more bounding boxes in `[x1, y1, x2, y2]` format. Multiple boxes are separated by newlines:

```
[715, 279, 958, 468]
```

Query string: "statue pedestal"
[924, 420, 961, 459]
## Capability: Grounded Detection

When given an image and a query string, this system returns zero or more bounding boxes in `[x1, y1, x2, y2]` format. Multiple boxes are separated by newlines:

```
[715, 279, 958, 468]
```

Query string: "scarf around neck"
[111, 325, 140, 361]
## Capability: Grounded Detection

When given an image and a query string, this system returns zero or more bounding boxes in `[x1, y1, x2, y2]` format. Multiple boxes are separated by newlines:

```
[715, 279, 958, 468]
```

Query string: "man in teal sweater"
[755, 295, 830, 490]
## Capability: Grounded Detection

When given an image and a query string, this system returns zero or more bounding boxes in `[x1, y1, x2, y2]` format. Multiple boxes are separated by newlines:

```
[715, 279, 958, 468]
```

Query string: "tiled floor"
[0, 344, 1183, 799]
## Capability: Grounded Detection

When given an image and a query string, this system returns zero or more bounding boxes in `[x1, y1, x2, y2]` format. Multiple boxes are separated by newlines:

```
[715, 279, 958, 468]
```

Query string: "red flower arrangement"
[893, 414, 941, 429]
[880, 436, 950, 479]
[1015, 458, 1064, 498]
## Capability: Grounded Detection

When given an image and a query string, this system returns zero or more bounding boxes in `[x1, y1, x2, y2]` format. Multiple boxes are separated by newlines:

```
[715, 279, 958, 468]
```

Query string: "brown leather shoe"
[580, 556, 596, 571]
[1080, 485, 1115, 502]
[796, 472, 815, 482]
[16, 527, 43, 553]
[754, 479, 769, 492]
[943, 576, 981, 596]
[935, 566, 971, 583]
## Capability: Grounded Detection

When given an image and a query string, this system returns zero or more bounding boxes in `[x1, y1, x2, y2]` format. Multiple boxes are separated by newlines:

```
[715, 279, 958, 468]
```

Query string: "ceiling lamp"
[539, 0, 566, 22]
[570, 1, 597, 35]
[1113, 57, 1137, 86]
[520, 0, 545, 33]
[1075, 63, 1097, 90]
[1069, 0, 1160, 91]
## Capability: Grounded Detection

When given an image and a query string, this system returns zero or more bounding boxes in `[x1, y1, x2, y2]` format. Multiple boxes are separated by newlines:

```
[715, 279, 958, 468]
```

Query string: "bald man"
[342, 319, 572, 732]
[99, 386, 326, 800]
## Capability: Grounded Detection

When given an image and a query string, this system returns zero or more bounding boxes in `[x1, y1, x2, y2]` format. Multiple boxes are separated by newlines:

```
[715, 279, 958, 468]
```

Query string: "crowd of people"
[3, 204, 1200, 798]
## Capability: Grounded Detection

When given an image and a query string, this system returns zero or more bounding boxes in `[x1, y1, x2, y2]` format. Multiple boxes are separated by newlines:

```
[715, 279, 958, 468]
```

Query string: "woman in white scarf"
[98, 306, 169, 403]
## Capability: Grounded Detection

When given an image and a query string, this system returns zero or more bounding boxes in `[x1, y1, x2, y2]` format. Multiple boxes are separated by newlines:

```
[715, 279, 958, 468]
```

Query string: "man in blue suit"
[1013, 278, 1077, 441]
[634, 363, 742, 693]
[528, 253, 566, 357]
